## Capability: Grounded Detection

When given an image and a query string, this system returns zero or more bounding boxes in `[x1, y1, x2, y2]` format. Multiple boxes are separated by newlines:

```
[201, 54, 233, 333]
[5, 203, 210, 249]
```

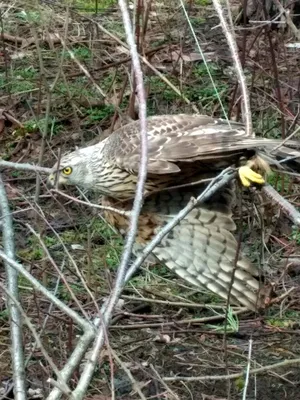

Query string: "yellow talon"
[238, 165, 265, 187]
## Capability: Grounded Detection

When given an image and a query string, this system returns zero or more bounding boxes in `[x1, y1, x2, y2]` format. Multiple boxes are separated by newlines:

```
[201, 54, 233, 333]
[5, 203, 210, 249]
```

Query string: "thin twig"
[163, 357, 300, 382]
[0, 174, 26, 400]
[270, 125, 300, 153]
[111, 349, 147, 400]
[30, 22, 52, 202]
[242, 339, 253, 400]
[81, 14, 199, 113]
[0, 250, 96, 398]
[261, 184, 300, 226]
[150, 364, 180, 400]
[27, 224, 93, 321]
[211, 0, 252, 135]
[0, 159, 52, 173]
[51, 188, 131, 216]
[121, 295, 243, 311]
[110, 309, 248, 329]
[0, 251, 94, 331]
[179, 0, 228, 121]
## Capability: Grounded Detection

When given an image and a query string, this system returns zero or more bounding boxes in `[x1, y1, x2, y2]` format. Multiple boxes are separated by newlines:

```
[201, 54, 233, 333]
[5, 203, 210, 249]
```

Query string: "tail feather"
[257, 140, 300, 173]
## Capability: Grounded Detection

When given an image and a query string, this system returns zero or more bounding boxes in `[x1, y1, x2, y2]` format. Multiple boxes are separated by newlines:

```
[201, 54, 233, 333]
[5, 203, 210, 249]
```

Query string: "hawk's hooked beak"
[47, 170, 66, 189]
[46, 172, 57, 188]
[47, 168, 71, 189]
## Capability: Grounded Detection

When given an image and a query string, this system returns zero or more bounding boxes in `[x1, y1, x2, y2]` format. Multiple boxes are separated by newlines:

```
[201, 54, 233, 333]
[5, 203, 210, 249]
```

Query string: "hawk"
[47, 114, 299, 311]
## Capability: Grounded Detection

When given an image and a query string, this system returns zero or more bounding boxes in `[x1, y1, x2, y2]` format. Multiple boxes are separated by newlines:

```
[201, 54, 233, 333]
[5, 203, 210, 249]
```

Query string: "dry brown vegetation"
[1, 0, 300, 399]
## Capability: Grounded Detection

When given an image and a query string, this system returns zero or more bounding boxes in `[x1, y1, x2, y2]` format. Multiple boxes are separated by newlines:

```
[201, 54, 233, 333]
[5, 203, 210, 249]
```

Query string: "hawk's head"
[47, 142, 105, 190]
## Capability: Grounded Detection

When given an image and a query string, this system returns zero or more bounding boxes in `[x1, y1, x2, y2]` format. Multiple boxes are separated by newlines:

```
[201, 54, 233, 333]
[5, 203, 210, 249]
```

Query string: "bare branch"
[51, 188, 131, 216]
[0, 174, 26, 400]
[163, 357, 300, 382]
[0, 159, 52, 174]
[242, 339, 253, 400]
[261, 184, 300, 226]
[111, 348, 147, 400]
[211, 0, 252, 135]
[0, 251, 95, 332]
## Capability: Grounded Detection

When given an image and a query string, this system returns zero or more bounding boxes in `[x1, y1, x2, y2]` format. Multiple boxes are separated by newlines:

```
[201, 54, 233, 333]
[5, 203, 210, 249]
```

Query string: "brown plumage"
[48, 114, 300, 310]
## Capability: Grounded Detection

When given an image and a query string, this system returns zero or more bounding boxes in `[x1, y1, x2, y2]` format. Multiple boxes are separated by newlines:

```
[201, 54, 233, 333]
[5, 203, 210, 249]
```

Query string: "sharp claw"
[238, 166, 265, 187]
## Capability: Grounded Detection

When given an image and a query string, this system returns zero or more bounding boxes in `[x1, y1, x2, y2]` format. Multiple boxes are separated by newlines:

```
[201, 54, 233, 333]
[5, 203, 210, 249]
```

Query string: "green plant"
[194, 0, 211, 5]
[267, 171, 292, 193]
[15, 66, 37, 80]
[67, 46, 92, 61]
[85, 105, 115, 122]
[74, 0, 117, 12]
[291, 227, 300, 244]
[0, 309, 9, 321]
[207, 306, 239, 333]
[189, 17, 206, 27]
[58, 283, 84, 301]
[57, 78, 89, 96]
[16, 10, 41, 23]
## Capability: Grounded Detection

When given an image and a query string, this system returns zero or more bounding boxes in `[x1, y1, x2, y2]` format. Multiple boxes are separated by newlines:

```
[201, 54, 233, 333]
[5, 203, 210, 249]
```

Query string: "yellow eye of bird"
[62, 167, 72, 175]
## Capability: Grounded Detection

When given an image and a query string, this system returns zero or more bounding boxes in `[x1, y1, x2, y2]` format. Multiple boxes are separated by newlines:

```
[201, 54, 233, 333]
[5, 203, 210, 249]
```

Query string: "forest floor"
[1, 0, 300, 399]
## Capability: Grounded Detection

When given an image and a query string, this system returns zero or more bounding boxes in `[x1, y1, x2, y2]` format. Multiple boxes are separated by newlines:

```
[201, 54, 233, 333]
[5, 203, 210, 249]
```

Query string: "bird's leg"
[238, 156, 270, 188]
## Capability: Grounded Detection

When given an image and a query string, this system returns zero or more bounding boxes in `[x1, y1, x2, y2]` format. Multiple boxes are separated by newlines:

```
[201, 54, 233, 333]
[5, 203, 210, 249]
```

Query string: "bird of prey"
[47, 114, 299, 311]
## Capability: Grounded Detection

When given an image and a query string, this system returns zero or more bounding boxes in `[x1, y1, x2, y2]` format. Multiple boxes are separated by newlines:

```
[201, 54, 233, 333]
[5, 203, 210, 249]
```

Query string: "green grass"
[146, 76, 185, 114]
[189, 16, 206, 26]
[207, 306, 240, 333]
[14, 66, 38, 79]
[58, 283, 86, 302]
[11, 117, 63, 140]
[102, 19, 125, 38]
[194, 0, 211, 5]
[56, 77, 96, 98]
[15, 10, 43, 23]
[0, 309, 9, 322]
[0, 69, 37, 94]
[291, 227, 300, 245]
[267, 171, 293, 193]
[74, 0, 117, 12]
[188, 63, 229, 109]
[92, 220, 123, 269]
[145, 62, 229, 115]
[84, 104, 115, 122]
[253, 109, 283, 139]
[66, 46, 92, 61]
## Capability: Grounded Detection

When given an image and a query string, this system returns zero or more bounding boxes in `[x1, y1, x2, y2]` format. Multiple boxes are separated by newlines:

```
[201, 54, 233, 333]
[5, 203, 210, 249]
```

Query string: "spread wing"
[103, 180, 264, 310]
[106, 114, 257, 174]
[147, 186, 263, 310]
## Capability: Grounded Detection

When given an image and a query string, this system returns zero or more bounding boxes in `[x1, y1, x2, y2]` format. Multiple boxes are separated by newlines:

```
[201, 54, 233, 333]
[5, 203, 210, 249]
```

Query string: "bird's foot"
[238, 165, 265, 187]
